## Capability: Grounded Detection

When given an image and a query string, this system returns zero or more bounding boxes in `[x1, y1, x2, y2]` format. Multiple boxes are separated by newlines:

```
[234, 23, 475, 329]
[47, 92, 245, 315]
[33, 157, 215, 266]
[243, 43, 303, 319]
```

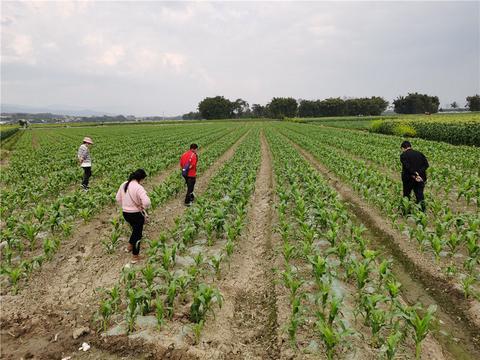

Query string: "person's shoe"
[81, 185, 89, 192]
[131, 255, 144, 264]
[184, 202, 192, 207]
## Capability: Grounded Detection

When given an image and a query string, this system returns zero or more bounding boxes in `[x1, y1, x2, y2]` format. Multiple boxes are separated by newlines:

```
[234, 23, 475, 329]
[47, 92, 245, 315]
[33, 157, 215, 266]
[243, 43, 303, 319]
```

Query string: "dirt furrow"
[0, 132, 247, 360]
[286, 137, 480, 351]
[193, 132, 279, 359]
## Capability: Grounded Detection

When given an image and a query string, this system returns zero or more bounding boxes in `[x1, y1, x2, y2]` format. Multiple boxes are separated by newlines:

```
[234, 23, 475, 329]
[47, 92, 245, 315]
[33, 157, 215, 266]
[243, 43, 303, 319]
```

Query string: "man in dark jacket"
[400, 141, 429, 212]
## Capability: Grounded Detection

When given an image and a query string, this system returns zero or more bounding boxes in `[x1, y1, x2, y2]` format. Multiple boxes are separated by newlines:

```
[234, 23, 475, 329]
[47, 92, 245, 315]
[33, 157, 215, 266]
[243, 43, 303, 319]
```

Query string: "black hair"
[400, 141, 412, 149]
[124, 169, 147, 192]
[190, 143, 198, 150]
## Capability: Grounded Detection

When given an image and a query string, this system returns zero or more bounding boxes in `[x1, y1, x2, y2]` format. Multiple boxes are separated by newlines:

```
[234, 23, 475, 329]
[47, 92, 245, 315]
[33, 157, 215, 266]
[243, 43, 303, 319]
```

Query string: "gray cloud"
[1, 1, 479, 116]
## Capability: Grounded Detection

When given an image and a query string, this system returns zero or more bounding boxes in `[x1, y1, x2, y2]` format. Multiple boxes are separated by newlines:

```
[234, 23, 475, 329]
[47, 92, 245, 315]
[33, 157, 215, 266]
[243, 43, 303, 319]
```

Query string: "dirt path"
[286, 138, 480, 348]
[0, 133, 247, 360]
[192, 132, 280, 359]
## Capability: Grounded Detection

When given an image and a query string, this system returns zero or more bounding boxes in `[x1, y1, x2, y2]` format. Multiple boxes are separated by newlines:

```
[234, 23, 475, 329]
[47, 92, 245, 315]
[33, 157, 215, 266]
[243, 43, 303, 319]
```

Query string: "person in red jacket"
[180, 143, 198, 206]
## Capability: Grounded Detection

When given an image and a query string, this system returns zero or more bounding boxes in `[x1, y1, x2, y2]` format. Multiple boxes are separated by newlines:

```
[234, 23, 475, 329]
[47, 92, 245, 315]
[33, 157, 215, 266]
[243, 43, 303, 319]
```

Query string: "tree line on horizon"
[183, 93, 480, 120]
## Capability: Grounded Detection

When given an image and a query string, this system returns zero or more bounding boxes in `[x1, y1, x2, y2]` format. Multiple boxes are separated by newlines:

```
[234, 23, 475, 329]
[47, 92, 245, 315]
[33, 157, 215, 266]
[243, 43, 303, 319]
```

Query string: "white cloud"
[162, 52, 186, 72]
[2, 34, 36, 65]
[97, 45, 126, 66]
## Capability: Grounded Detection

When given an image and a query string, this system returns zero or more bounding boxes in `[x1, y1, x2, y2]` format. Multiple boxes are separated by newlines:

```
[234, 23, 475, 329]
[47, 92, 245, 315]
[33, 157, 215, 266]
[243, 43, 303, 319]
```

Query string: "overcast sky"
[1, 1, 479, 116]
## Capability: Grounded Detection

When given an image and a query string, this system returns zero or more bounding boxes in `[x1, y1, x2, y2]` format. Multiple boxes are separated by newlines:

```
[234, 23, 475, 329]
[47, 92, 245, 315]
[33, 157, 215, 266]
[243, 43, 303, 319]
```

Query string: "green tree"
[182, 112, 202, 120]
[251, 104, 266, 118]
[450, 101, 458, 109]
[466, 95, 480, 111]
[232, 98, 249, 118]
[393, 93, 440, 114]
[198, 96, 234, 120]
[298, 100, 320, 117]
[267, 97, 298, 119]
[317, 98, 346, 116]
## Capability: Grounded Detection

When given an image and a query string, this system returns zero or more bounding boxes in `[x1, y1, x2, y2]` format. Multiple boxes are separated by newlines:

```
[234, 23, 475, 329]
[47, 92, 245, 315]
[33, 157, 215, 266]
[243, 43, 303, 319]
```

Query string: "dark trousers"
[402, 179, 426, 211]
[82, 167, 92, 188]
[123, 211, 145, 255]
[184, 176, 196, 204]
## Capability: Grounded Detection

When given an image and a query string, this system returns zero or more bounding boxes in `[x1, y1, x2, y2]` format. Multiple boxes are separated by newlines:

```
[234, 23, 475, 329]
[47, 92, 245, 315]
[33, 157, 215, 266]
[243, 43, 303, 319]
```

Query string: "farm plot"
[0, 121, 479, 360]
[94, 129, 262, 352]
[0, 124, 244, 292]
[266, 128, 448, 359]
[279, 125, 480, 301]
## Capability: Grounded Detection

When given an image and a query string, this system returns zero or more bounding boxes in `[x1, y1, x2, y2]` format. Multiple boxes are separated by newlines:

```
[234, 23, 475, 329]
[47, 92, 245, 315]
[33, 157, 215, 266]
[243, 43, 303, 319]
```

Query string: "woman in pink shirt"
[116, 169, 151, 262]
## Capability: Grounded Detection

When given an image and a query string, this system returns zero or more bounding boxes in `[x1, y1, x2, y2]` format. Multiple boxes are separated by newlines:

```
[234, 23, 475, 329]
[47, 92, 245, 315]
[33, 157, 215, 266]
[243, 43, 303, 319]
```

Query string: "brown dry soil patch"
[0, 149, 10, 168]
[0, 134, 246, 360]
[189, 132, 280, 359]
[288, 139, 480, 349]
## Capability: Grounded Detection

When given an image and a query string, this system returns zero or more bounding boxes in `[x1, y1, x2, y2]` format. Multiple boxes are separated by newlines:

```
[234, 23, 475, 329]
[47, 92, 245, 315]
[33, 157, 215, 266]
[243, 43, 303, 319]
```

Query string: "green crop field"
[301, 113, 480, 146]
[1, 121, 479, 359]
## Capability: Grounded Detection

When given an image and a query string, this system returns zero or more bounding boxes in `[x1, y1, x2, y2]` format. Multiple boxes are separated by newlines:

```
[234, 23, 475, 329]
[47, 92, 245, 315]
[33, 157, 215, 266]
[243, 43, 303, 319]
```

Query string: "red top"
[180, 150, 198, 177]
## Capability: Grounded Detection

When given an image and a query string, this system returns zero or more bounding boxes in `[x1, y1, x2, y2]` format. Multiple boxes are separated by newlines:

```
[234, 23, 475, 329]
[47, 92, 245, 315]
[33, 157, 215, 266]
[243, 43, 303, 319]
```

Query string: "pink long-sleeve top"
[116, 180, 151, 213]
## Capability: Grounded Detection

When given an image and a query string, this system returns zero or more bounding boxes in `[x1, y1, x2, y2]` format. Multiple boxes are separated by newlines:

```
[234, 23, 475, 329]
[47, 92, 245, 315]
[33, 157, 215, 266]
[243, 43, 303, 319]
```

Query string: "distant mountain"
[0, 103, 116, 116]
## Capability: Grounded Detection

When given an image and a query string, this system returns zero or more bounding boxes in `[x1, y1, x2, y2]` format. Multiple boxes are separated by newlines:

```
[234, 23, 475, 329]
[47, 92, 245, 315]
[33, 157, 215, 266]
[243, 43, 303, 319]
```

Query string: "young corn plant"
[401, 304, 437, 360]
[353, 259, 370, 292]
[205, 220, 215, 246]
[165, 277, 179, 319]
[42, 237, 57, 260]
[33, 205, 46, 222]
[225, 239, 234, 258]
[369, 308, 388, 348]
[107, 285, 121, 312]
[125, 288, 140, 333]
[281, 266, 304, 301]
[97, 298, 113, 332]
[282, 240, 297, 263]
[382, 327, 404, 360]
[6, 266, 24, 294]
[21, 223, 40, 251]
[78, 207, 93, 222]
[155, 298, 165, 330]
[315, 317, 350, 360]
[209, 253, 224, 280]
[141, 263, 158, 290]
[60, 222, 73, 237]
[102, 229, 121, 254]
[191, 320, 204, 345]
[308, 254, 328, 288]
[429, 235, 444, 262]
[190, 283, 223, 323]
[287, 293, 305, 346]
[461, 274, 478, 299]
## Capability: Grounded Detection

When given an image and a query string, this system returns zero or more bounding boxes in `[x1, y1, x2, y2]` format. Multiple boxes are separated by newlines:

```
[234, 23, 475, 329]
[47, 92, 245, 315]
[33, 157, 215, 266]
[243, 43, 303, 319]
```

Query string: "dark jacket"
[400, 149, 429, 182]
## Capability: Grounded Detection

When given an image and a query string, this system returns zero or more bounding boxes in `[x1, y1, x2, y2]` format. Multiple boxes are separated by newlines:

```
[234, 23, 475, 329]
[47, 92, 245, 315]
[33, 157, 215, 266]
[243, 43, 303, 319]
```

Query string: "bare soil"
[0, 133, 247, 360]
[288, 139, 480, 352]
